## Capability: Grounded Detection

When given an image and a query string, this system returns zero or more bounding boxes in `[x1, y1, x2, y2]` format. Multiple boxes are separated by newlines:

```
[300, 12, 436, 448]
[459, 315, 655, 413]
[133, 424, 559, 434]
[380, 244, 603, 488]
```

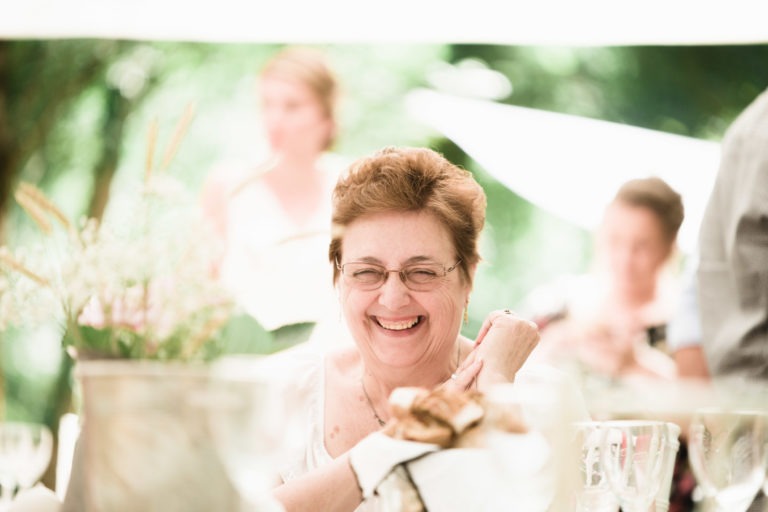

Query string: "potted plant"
[0, 113, 257, 511]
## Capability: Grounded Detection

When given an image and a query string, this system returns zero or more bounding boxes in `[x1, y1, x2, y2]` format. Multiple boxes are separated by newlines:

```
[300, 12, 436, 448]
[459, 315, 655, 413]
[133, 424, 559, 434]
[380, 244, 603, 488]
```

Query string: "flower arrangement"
[0, 109, 237, 361]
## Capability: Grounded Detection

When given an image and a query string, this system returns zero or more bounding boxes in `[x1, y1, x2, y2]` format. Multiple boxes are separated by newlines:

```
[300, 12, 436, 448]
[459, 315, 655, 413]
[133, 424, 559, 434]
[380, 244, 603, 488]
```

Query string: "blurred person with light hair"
[200, 45, 350, 348]
[523, 176, 708, 381]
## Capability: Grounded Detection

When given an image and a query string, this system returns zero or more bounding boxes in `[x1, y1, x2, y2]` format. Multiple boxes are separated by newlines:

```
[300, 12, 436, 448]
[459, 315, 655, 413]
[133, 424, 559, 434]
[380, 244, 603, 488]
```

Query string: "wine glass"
[572, 421, 620, 512]
[0, 422, 53, 508]
[205, 355, 306, 512]
[654, 422, 681, 512]
[599, 419, 668, 512]
[687, 408, 768, 512]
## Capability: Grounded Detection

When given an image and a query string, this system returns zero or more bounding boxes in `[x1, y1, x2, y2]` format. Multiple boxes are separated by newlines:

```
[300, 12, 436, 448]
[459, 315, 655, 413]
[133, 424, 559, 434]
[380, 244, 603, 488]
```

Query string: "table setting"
[3, 368, 768, 511]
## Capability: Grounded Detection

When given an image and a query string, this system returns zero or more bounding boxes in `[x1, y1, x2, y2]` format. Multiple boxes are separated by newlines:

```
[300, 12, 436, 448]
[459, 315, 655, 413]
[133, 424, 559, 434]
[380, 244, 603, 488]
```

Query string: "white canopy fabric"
[2, 0, 768, 45]
[405, 88, 721, 254]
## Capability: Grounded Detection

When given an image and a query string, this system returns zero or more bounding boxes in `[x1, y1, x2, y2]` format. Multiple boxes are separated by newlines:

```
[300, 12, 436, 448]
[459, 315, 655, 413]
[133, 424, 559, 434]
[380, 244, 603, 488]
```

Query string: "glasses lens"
[343, 263, 385, 288]
[403, 264, 443, 289]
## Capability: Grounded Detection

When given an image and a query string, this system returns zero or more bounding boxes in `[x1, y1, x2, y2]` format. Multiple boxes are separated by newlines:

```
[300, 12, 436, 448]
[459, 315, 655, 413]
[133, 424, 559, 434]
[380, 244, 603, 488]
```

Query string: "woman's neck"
[359, 341, 464, 403]
[617, 285, 656, 309]
[262, 153, 326, 224]
[270, 149, 323, 177]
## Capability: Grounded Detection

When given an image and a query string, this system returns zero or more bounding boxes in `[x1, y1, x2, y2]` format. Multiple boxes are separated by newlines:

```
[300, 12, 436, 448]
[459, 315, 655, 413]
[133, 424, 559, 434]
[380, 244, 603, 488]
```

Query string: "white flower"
[1, 176, 236, 361]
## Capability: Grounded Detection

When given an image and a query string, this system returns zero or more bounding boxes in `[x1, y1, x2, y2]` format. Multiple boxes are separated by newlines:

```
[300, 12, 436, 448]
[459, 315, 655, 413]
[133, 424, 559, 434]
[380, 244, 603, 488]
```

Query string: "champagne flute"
[572, 421, 620, 512]
[687, 408, 767, 512]
[654, 422, 681, 512]
[600, 419, 667, 512]
[0, 422, 53, 508]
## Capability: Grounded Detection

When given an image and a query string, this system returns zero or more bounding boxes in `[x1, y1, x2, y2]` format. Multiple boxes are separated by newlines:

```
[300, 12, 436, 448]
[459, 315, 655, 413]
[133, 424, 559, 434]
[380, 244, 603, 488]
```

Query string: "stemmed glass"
[599, 420, 668, 512]
[205, 355, 305, 512]
[572, 421, 620, 512]
[687, 408, 768, 512]
[0, 422, 53, 509]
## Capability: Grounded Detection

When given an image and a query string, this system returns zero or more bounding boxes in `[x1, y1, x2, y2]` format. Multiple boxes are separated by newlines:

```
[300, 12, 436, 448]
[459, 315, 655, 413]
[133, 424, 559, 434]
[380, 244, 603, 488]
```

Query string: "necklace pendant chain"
[360, 378, 386, 427]
[360, 342, 461, 428]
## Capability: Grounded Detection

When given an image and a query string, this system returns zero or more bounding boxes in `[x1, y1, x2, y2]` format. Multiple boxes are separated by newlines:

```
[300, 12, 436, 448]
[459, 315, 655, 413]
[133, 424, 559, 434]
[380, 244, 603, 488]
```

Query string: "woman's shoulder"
[265, 343, 325, 371]
[324, 346, 362, 379]
[317, 152, 353, 185]
[202, 160, 250, 192]
[203, 157, 277, 200]
[263, 344, 359, 383]
[318, 152, 352, 174]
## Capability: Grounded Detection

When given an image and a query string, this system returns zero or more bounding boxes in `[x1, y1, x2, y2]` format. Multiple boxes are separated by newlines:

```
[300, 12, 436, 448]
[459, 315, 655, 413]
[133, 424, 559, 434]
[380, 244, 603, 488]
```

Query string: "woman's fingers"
[442, 357, 483, 392]
[449, 308, 538, 391]
[475, 309, 516, 346]
[457, 345, 479, 370]
[476, 311, 540, 389]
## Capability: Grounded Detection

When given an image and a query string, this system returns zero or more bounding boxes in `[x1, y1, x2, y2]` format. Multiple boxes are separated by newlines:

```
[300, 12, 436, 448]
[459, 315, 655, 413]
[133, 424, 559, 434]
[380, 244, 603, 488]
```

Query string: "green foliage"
[218, 314, 312, 356]
[450, 44, 768, 138]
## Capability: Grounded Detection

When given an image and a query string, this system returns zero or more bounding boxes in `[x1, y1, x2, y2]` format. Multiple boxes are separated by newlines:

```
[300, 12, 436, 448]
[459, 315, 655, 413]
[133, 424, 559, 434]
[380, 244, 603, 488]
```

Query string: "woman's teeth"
[377, 317, 421, 331]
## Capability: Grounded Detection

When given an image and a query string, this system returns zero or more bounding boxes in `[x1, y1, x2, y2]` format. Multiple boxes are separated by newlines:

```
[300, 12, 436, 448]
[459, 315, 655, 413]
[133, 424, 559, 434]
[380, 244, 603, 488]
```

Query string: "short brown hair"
[329, 147, 487, 284]
[613, 176, 684, 243]
[260, 46, 339, 149]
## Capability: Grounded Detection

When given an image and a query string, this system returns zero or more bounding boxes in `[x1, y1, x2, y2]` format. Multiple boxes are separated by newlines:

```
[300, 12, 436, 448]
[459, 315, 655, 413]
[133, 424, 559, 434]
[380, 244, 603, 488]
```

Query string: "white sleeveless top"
[276, 347, 380, 511]
[218, 154, 346, 332]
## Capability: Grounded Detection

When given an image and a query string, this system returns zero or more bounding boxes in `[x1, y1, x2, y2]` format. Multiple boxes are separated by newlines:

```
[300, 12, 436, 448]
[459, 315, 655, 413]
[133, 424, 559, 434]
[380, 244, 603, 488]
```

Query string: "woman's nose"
[377, 272, 411, 310]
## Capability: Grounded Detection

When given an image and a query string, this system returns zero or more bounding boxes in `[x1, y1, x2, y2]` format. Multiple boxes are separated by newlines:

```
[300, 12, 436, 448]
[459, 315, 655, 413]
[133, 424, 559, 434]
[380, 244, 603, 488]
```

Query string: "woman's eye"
[408, 267, 438, 279]
[353, 268, 381, 278]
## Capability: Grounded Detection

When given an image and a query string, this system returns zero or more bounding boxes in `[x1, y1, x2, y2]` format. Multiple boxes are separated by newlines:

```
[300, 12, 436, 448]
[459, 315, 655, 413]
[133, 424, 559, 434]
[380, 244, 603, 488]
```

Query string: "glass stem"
[0, 478, 16, 506]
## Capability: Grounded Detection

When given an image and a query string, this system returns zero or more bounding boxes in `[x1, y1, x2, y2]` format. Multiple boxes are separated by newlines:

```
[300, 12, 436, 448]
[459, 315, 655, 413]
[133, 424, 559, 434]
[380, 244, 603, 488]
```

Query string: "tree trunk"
[0, 42, 15, 244]
[88, 86, 132, 221]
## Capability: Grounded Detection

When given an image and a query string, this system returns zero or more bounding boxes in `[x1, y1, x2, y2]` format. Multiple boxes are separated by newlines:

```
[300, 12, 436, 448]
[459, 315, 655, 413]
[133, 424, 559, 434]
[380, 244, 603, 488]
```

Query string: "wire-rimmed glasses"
[336, 259, 461, 291]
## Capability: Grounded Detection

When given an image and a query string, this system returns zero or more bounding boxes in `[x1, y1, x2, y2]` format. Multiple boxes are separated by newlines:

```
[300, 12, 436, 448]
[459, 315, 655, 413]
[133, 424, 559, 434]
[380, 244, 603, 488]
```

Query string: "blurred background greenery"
[1, 40, 767, 430]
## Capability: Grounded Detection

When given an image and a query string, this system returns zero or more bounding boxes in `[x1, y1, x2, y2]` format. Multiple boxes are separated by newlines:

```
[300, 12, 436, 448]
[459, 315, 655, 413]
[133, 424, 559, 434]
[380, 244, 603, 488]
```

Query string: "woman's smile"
[372, 315, 424, 332]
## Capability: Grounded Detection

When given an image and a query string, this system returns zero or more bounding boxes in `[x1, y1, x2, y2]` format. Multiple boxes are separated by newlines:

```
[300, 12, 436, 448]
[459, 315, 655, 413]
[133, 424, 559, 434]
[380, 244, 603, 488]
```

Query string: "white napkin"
[349, 432, 439, 499]
[403, 431, 554, 512]
[406, 448, 500, 510]
[9, 485, 62, 512]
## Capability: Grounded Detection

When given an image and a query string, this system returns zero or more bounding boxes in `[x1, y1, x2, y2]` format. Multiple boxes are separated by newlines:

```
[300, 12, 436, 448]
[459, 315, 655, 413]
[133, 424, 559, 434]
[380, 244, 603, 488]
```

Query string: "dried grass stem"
[0, 249, 50, 287]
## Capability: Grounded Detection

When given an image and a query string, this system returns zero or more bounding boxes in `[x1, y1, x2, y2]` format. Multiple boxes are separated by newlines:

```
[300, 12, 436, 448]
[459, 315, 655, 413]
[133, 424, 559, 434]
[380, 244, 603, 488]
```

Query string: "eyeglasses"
[336, 259, 462, 291]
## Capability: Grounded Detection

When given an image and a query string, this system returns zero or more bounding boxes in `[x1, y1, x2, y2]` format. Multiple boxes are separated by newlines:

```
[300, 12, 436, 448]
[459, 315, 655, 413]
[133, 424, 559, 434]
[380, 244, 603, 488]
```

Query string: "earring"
[463, 306, 469, 325]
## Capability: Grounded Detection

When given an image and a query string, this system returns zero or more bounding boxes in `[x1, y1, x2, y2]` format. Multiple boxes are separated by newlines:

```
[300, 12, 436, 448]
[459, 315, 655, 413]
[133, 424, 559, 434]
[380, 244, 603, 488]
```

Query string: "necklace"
[360, 343, 462, 428]
[360, 378, 386, 427]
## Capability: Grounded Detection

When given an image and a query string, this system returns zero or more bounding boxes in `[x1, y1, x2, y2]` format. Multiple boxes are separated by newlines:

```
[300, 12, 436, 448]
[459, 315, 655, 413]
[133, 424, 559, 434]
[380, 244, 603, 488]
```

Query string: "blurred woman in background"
[201, 46, 350, 348]
[524, 176, 707, 380]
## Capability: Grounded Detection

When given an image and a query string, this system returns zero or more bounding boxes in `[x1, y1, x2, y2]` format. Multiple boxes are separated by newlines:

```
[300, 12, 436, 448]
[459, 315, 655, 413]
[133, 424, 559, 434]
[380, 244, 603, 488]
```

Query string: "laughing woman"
[271, 146, 540, 511]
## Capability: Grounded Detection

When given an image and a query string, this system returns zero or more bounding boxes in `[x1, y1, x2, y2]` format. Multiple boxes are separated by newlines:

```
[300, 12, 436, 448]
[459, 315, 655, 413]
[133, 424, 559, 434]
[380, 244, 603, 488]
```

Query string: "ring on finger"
[450, 373, 459, 381]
